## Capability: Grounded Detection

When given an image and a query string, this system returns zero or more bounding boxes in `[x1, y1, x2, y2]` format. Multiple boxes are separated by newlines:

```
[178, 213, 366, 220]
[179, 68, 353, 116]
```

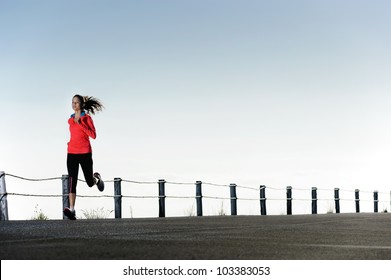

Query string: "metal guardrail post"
[0, 171, 9, 221]
[62, 174, 69, 220]
[114, 178, 122, 219]
[286, 186, 292, 215]
[355, 189, 360, 213]
[374, 190, 378, 213]
[196, 181, 203, 216]
[312, 187, 317, 214]
[260, 185, 267, 215]
[230, 183, 237, 216]
[158, 179, 166, 217]
[334, 188, 340, 213]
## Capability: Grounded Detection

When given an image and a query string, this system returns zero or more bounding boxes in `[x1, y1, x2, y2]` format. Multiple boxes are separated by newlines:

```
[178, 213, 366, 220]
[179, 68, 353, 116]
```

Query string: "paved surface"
[1, 213, 391, 259]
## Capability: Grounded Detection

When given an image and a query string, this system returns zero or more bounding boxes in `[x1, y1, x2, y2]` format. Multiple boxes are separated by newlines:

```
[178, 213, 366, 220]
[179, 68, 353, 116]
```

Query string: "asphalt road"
[1, 213, 391, 260]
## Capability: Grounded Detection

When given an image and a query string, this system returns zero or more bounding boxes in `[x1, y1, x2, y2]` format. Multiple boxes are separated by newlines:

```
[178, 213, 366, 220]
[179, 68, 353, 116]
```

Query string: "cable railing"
[0, 171, 390, 220]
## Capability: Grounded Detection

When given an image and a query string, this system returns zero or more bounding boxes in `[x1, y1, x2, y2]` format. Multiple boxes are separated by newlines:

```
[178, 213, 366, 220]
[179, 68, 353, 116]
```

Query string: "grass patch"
[81, 207, 113, 219]
[31, 205, 48, 220]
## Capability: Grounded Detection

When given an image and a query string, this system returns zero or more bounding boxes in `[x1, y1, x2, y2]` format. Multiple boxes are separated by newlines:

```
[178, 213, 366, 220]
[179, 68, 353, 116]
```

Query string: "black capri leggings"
[67, 153, 95, 194]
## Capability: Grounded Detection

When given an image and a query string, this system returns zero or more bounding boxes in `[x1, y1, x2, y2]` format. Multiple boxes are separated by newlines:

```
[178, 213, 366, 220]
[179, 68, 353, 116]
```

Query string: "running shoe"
[63, 207, 76, 220]
[94, 172, 105, 192]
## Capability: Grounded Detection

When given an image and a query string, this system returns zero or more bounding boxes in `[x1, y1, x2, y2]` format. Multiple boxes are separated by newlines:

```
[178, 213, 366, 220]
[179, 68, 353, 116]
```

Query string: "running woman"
[63, 94, 105, 220]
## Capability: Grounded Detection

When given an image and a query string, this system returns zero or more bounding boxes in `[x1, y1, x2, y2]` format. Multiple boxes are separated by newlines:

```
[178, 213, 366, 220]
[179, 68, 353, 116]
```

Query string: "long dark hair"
[74, 94, 104, 115]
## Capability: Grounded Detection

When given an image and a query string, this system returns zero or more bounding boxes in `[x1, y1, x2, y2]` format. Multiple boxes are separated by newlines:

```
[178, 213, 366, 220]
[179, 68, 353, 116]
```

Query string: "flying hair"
[74, 94, 104, 115]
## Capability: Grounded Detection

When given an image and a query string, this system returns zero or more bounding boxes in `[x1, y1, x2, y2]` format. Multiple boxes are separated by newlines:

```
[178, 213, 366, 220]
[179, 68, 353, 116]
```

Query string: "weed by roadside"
[31, 204, 48, 220]
[81, 207, 113, 219]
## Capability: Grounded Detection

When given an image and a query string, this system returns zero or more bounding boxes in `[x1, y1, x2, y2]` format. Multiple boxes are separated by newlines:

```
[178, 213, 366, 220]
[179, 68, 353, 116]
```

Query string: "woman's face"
[72, 96, 82, 111]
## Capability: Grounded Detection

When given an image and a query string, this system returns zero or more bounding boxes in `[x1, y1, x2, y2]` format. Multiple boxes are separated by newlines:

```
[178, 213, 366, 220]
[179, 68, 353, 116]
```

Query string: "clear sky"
[1, 0, 391, 219]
